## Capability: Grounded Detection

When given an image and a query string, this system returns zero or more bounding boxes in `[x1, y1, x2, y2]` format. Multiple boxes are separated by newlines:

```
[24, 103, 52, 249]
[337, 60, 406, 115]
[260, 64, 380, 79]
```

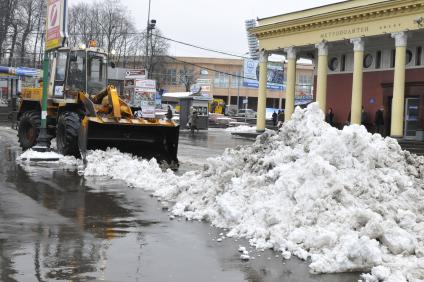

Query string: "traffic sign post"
[33, 0, 68, 153]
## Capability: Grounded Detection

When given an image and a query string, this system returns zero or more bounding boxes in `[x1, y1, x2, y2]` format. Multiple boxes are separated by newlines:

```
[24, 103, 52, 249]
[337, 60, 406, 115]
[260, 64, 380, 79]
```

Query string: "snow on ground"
[225, 125, 273, 134]
[18, 149, 64, 161]
[84, 103, 424, 281]
[225, 125, 258, 133]
[17, 149, 80, 166]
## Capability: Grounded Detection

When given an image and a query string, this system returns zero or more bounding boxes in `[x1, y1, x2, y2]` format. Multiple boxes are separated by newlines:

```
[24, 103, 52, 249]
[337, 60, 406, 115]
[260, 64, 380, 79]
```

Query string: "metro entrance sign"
[46, 0, 68, 51]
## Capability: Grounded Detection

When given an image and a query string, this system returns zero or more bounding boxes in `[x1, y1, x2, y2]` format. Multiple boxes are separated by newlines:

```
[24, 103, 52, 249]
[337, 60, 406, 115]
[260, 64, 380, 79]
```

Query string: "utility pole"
[146, 0, 156, 79]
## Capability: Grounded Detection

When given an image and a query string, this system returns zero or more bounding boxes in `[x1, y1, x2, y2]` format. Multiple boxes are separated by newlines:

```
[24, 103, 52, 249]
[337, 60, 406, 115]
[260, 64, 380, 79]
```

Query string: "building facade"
[250, 0, 424, 137]
[159, 56, 314, 111]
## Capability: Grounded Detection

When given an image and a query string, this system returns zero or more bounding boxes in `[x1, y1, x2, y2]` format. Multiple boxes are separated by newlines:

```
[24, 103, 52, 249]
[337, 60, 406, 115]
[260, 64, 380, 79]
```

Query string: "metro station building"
[251, 0, 424, 138]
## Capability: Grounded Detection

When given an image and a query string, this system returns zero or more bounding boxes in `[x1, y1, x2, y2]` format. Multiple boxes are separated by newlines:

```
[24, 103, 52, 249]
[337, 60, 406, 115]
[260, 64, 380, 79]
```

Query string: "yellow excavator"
[18, 47, 179, 166]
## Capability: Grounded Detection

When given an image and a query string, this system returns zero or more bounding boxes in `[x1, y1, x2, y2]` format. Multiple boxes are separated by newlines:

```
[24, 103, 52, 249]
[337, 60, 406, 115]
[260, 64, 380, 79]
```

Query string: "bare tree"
[17, 0, 40, 65]
[0, 0, 18, 60]
[178, 65, 197, 92]
[138, 28, 169, 84]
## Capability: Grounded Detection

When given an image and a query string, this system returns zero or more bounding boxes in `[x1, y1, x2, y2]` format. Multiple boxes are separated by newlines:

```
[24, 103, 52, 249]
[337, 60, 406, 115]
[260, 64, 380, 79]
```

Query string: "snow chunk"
[18, 149, 64, 161]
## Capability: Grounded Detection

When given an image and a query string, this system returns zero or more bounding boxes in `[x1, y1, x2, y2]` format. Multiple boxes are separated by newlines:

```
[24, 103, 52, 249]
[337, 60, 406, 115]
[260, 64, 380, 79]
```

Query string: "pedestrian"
[277, 110, 284, 129]
[278, 110, 284, 122]
[361, 106, 368, 126]
[272, 111, 278, 126]
[190, 110, 199, 134]
[325, 107, 335, 126]
[374, 106, 385, 136]
[166, 105, 173, 120]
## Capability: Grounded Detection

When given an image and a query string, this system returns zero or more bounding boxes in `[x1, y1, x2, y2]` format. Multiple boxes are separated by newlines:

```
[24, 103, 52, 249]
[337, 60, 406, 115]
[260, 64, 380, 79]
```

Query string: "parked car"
[237, 109, 257, 118]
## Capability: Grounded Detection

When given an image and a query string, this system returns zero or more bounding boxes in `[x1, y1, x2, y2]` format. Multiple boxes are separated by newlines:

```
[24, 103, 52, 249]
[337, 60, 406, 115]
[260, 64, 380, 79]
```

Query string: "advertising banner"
[135, 79, 156, 92]
[243, 59, 284, 90]
[134, 88, 156, 118]
[46, 0, 68, 50]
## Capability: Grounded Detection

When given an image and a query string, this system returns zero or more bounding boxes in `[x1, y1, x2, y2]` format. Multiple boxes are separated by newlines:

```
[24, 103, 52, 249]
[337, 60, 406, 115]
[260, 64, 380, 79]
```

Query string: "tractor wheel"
[56, 111, 81, 157]
[18, 110, 41, 150]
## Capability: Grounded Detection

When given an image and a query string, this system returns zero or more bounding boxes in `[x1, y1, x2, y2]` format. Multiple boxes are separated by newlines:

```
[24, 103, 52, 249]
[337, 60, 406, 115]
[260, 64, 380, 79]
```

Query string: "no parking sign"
[46, 0, 68, 50]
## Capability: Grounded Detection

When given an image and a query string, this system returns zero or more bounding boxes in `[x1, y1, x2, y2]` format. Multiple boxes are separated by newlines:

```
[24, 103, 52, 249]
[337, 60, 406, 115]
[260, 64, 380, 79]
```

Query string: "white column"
[350, 38, 365, 125]
[390, 31, 408, 137]
[256, 50, 268, 132]
[284, 46, 296, 121]
[315, 41, 328, 113]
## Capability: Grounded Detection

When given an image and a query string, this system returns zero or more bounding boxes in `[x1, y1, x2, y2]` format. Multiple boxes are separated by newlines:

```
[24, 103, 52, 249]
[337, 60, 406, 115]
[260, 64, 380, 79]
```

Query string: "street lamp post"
[146, 0, 156, 79]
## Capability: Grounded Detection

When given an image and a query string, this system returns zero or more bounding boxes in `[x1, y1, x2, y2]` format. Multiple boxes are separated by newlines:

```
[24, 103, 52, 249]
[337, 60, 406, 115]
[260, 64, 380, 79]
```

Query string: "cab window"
[53, 52, 68, 97]
[67, 51, 86, 92]
[87, 52, 107, 94]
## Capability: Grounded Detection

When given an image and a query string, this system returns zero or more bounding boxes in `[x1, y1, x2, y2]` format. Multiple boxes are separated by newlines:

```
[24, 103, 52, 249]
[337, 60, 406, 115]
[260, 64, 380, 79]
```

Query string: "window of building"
[406, 49, 413, 64]
[416, 47, 422, 66]
[328, 57, 339, 71]
[297, 73, 313, 93]
[165, 69, 177, 85]
[230, 71, 242, 88]
[363, 54, 373, 68]
[376, 51, 382, 69]
[214, 72, 229, 88]
[391, 49, 396, 68]
[340, 54, 346, 71]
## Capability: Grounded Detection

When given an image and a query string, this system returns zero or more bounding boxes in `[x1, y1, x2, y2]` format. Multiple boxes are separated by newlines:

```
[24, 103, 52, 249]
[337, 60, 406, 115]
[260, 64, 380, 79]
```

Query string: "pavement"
[0, 126, 360, 282]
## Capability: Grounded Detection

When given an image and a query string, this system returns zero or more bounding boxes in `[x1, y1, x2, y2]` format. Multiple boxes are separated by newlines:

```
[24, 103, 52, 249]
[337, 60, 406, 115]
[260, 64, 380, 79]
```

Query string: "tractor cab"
[48, 48, 108, 103]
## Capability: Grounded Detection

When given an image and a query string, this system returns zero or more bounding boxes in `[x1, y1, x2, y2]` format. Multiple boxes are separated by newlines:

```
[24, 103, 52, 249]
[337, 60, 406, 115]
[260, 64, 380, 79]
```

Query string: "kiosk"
[162, 92, 212, 130]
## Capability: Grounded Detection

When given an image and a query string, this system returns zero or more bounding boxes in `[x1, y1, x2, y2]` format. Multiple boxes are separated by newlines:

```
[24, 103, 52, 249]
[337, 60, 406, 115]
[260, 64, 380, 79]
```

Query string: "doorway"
[404, 97, 420, 139]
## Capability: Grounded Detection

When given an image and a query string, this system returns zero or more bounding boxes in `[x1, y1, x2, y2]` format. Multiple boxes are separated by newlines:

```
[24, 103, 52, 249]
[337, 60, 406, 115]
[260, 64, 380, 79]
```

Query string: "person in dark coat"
[272, 111, 278, 126]
[361, 106, 368, 126]
[325, 107, 335, 126]
[374, 106, 385, 136]
[278, 110, 284, 122]
[166, 105, 173, 120]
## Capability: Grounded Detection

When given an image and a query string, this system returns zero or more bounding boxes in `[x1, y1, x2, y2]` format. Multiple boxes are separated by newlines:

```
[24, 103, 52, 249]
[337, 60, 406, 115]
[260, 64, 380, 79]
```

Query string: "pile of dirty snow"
[84, 103, 424, 281]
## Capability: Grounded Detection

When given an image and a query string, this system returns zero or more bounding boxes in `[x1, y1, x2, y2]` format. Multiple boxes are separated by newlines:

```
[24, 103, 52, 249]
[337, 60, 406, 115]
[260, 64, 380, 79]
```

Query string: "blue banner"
[243, 59, 285, 91]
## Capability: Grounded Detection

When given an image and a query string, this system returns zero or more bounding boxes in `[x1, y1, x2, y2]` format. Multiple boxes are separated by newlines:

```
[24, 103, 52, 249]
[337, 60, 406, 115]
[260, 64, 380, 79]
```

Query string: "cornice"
[251, 0, 424, 40]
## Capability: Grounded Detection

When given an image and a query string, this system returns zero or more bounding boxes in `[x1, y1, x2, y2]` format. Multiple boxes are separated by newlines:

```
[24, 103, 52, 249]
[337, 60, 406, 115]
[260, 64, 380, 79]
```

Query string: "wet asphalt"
[0, 125, 361, 282]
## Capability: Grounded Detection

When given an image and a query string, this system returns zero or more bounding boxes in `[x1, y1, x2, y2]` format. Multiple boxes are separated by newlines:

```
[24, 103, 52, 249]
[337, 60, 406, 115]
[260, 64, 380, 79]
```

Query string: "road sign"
[46, 0, 68, 51]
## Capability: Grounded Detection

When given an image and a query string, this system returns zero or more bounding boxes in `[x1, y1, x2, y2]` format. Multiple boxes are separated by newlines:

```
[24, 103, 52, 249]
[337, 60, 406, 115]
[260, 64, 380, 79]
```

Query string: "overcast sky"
[71, 0, 344, 59]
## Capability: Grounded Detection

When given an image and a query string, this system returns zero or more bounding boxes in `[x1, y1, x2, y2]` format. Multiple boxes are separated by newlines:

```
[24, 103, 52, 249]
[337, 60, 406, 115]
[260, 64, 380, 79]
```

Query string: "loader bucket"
[79, 117, 179, 167]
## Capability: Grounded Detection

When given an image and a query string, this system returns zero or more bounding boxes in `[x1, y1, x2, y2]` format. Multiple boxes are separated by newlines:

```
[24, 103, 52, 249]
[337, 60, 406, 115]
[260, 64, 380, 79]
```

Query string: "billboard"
[243, 59, 284, 90]
[46, 0, 68, 50]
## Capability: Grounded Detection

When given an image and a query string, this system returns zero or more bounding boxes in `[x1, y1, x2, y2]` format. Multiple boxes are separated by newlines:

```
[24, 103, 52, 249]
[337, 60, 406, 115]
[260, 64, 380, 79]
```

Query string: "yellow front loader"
[18, 47, 179, 166]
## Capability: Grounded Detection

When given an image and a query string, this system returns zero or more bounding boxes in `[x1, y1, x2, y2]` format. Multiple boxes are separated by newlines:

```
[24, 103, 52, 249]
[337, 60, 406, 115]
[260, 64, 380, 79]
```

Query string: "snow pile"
[84, 103, 424, 281]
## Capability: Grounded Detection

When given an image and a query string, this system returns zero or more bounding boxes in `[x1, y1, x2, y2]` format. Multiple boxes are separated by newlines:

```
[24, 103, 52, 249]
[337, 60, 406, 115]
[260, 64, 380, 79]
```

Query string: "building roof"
[257, 0, 393, 26]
